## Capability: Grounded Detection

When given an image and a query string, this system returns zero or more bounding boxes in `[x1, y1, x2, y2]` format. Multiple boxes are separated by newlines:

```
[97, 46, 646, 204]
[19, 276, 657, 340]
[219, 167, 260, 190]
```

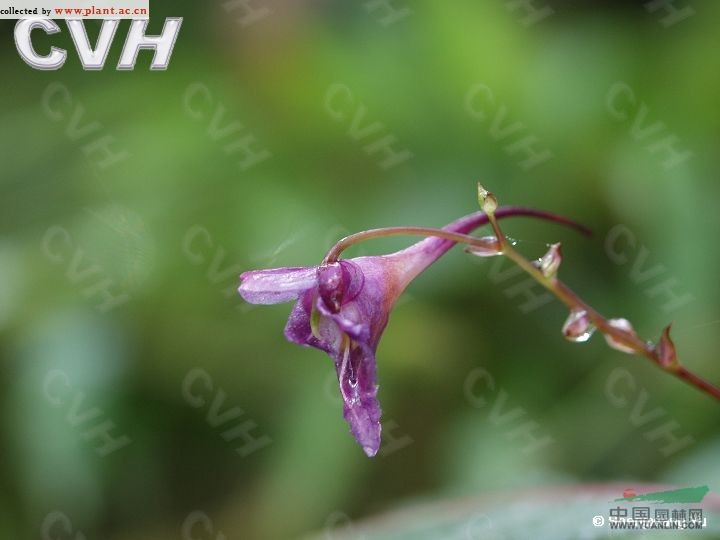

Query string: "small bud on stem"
[604, 318, 639, 354]
[477, 183, 498, 215]
[655, 324, 678, 368]
[539, 243, 563, 279]
[562, 308, 594, 342]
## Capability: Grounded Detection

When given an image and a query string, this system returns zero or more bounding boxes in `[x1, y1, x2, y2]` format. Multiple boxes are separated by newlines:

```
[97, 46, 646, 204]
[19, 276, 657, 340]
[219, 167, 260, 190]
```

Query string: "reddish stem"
[323, 206, 590, 263]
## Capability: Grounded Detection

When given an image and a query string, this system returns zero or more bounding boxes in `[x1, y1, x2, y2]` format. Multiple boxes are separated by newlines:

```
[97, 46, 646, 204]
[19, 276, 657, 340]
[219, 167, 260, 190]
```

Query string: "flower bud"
[604, 318, 638, 354]
[539, 243, 562, 278]
[562, 308, 595, 342]
[477, 183, 498, 214]
[655, 323, 678, 368]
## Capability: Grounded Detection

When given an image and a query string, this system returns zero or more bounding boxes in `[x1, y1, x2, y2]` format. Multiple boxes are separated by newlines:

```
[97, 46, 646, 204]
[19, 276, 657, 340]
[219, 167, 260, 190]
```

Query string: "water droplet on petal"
[604, 318, 638, 354]
[506, 236, 519, 247]
[562, 309, 596, 342]
[363, 445, 377, 457]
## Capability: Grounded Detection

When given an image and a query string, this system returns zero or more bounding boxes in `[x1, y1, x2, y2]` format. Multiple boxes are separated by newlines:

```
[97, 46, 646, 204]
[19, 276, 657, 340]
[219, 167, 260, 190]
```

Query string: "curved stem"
[323, 227, 499, 264]
[323, 206, 590, 264]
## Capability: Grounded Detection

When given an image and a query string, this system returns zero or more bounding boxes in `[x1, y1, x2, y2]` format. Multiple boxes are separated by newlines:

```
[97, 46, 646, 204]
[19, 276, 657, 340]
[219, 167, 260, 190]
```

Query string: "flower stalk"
[322, 206, 591, 264]
[476, 184, 720, 402]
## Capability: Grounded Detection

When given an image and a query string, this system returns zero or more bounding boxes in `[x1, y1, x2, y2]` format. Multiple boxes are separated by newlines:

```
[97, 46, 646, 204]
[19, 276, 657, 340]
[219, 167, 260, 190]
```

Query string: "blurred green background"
[2, 1, 720, 538]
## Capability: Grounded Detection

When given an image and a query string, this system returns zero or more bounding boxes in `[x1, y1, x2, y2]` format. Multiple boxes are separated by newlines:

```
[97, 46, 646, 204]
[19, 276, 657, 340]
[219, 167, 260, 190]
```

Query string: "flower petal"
[238, 266, 318, 304]
[317, 299, 371, 342]
[284, 292, 382, 456]
[284, 289, 314, 345]
[344, 392, 381, 457]
[337, 341, 382, 456]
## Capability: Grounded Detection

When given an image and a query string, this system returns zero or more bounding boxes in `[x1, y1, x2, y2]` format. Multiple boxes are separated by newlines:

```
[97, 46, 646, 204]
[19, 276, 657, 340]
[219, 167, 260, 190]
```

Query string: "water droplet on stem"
[604, 318, 638, 354]
[464, 236, 501, 257]
[563, 308, 595, 342]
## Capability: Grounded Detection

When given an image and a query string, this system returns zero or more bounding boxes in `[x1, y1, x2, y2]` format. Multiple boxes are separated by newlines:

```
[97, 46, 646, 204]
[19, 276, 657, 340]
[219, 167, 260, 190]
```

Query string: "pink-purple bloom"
[238, 207, 586, 456]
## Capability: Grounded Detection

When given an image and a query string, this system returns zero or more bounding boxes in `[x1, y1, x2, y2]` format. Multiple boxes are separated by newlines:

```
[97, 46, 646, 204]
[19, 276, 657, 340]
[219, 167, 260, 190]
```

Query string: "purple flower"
[238, 208, 586, 456]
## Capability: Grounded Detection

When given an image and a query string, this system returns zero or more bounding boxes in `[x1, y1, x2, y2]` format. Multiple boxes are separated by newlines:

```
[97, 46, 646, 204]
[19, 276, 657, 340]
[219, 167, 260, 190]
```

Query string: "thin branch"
[478, 185, 720, 402]
[323, 206, 591, 264]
